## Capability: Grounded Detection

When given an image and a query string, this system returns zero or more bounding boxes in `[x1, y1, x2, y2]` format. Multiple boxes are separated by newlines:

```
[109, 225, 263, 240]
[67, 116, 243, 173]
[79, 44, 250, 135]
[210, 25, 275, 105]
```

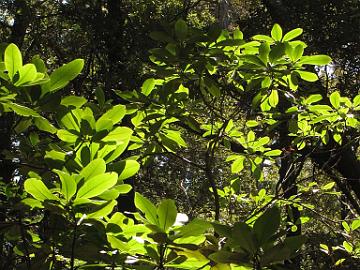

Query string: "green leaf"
[271, 24, 283, 41]
[34, 117, 57, 134]
[150, 31, 175, 43]
[59, 110, 80, 132]
[343, 241, 353, 253]
[254, 207, 280, 245]
[232, 222, 257, 254]
[107, 235, 134, 252]
[108, 160, 140, 181]
[333, 133, 342, 144]
[57, 129, 78, 143]
[10, 103, 40, 117]
[296, 71, 318, 82]
[95, 118, 113, 132]
[80, 158, 106, 180]
[22, 198, 43, 209]
[246, 120, 259, 127]
[54, 170, 76, 201]
[164, 130, 187, 147]
[342, 221, 350, 233]
[4, 43, 22, 81]
[209, 251, 247, 264]
[95, 87, 105, 107]
[353, 95, 360, 107]
[282, 28, 303, 41]
[14, 63, 37, 86]
[298, 55, 332, 65]
[241, 55, 266, 67]
[175, 19, 188, 40]
[330, 91, 341, 109]
[264, 149, 282, 157]
[176, 219, 211, 238]
[202, 77, 221, 97]
[135, 192, 158, 225]
[41, 59, 84, 94]
[31, 55, 47, 73]
[268, 90, 279, 107]
[304, 94, 323, 104]
[97, 104, 126, 125]
[233, 29, 243, 40]
[335, 258, 346, 266]
[61, 96, 87, 108]
[157, 199, 177, 231]
[321, 182, 335, 190]
[292, 44, 304, 62]
[107, 185, 131, 200]
[231, 156, 245, 174]
[102, 126, 133, 145]
[261, 236, 304, 265]
[269, 43, 285, 63]
[76, 172, 118, 199]
[258, 42, 270, 64]
[115, 184, 132, 194]
[252, 35, 274, 42]
[24, 178, 58, 201]
[351, 219, 360, 231]
[308, 104, 332, 113]
[87, 200, 117, 219]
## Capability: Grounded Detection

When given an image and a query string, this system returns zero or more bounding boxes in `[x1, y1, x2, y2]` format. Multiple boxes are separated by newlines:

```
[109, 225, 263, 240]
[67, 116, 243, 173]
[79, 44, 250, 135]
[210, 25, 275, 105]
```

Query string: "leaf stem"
[70, 213, 78, 270]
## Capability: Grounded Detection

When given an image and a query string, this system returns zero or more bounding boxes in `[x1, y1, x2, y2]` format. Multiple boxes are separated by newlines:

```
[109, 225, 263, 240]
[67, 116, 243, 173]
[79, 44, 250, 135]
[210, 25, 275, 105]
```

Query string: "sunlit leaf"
[298, 55, 332, 65]
[24, 178, 58, 202]
[76, 172, 118, 199]
[282, 28, 303, 41]
[157, 199, 177, 231]
[4, 43, 22, 81]
[54, 170, 76, 201]
[41, 59, 84, 94]
[271, 24, 282, 41]
[135, 192, 158, 225]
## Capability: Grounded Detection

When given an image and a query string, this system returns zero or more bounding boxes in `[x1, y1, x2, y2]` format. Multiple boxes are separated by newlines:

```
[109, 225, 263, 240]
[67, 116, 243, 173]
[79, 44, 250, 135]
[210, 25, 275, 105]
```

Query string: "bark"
[217, 0, 231, 28]
[311, 143, 360, 214]
[10, 0, 31, 47]
[261, 0, 292, 27]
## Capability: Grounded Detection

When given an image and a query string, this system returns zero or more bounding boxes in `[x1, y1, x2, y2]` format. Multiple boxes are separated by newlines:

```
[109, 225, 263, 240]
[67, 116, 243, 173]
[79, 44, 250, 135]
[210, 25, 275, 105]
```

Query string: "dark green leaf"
[253, 207, 280, 245]
[232, 222, 257, 254]
[175, 19, 188, 40]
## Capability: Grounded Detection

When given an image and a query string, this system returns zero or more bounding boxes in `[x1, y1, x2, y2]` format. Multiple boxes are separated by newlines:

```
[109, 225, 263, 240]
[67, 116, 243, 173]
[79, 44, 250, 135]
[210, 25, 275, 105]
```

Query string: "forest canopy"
[0, 1, 359, 269]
